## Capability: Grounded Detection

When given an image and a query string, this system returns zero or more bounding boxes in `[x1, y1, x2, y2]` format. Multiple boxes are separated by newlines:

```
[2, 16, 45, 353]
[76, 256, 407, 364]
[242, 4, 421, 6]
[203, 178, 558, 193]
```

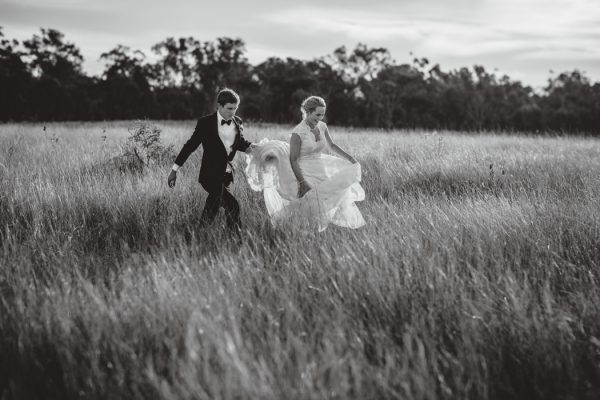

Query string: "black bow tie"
[221, 119, 232, 126]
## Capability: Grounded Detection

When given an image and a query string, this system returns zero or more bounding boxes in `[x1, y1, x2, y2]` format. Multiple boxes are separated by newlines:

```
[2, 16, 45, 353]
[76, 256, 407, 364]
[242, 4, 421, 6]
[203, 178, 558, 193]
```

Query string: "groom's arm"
[234, 116, 254, 153]
[173, 118, 205, 169]
[241, 135, 254, 154]
[233, 115, 255, 153]
[168, 119, 205, 188]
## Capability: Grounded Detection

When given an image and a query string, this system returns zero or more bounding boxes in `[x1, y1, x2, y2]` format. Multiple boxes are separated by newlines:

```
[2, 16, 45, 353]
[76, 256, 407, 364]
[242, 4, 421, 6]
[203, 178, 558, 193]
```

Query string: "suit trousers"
[200, 172, 241, 232]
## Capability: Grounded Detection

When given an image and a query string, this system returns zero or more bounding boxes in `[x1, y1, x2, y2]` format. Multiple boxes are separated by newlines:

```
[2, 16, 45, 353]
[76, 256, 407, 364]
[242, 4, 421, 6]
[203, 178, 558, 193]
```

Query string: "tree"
[304, 59, 358, 125]
[0, 27, 33, 121]
[22, 28, 90, 120]
[0, 27, 599, 133]
[366, 63, 432, 129]
[194, 38, 252, 115]
[326, 43, 393, 85]
[151, 37, 201, 89]
[253, 57, 319, 122]
[23, 28, 83, 79]
[541, 70, 600, 132]
[99, 45, 155, 119]
[319, 44, 394, 126]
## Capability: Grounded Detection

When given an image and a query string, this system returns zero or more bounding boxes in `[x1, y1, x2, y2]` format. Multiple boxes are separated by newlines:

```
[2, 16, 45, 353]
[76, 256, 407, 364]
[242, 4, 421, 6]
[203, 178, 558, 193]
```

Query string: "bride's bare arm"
[289, 133, 304, 181]
[290, 133, 311, 197]
[323, 126, 357, 163]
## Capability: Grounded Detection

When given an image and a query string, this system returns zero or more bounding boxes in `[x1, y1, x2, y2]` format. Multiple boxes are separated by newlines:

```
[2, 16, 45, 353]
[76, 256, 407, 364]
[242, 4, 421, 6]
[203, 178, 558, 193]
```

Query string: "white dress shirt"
[172, 111, 236, 172]
[217, 111, 236, 157]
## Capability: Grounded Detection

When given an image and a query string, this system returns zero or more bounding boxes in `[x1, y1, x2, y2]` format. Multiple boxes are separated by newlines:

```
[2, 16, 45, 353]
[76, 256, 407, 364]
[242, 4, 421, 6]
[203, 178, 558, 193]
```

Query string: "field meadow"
[1, 120, 600, 400]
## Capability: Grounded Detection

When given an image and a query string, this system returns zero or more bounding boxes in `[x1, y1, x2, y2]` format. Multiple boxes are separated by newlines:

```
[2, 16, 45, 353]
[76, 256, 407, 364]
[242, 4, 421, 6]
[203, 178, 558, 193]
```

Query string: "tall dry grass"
[1, 121, 599, 400]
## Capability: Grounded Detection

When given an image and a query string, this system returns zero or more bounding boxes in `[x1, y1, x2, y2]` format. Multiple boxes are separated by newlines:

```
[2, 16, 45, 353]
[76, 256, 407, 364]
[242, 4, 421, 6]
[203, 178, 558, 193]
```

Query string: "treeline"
[1, 27, 599, 133]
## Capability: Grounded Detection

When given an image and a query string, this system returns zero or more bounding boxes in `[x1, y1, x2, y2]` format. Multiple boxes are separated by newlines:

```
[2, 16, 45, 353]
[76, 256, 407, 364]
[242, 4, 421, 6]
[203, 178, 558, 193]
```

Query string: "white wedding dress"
[245, 120, 366, 231]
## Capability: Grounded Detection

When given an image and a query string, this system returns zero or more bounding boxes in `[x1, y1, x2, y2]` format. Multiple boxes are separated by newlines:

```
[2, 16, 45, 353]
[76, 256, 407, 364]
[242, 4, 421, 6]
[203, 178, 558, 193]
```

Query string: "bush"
[106, 120, 176, 174]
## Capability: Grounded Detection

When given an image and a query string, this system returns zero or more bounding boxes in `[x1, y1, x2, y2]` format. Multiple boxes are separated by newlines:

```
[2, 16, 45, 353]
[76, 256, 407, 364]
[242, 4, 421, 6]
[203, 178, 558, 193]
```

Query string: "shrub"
[108, 120, 176, 174]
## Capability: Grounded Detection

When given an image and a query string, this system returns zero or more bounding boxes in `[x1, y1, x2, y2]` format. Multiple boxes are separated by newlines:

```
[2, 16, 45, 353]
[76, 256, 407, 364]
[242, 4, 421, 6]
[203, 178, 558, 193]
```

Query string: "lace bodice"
[292, 120, 327, 158]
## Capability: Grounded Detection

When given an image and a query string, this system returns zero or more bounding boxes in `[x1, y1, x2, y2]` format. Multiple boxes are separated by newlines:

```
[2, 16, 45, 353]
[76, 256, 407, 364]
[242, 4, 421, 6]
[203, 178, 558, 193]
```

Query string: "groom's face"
[218, 102, 238, 120]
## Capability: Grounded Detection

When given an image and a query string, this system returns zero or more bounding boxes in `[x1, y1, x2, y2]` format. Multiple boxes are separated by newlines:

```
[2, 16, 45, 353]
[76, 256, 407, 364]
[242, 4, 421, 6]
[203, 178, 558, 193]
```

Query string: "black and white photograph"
[1, 0, 599, 399]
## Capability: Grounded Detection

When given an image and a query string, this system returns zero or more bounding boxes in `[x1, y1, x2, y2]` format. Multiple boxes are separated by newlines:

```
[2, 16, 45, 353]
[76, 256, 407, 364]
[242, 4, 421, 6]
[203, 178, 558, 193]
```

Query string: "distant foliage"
[1, 26, 600, 134]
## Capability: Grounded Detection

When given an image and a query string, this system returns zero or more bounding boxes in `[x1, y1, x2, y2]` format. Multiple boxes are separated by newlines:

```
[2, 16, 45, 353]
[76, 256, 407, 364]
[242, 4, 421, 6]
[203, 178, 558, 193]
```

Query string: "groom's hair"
[217, 88, 240, 106]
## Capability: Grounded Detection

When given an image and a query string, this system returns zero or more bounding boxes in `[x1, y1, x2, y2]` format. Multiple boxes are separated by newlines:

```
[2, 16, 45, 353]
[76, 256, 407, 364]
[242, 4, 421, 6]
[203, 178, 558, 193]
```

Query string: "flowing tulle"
[245, 138, 366, 231]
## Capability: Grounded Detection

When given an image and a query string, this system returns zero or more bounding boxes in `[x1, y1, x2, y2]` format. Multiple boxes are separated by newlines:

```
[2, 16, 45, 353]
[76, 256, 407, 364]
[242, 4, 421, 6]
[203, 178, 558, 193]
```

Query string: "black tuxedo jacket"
[174, 112, 251, 193]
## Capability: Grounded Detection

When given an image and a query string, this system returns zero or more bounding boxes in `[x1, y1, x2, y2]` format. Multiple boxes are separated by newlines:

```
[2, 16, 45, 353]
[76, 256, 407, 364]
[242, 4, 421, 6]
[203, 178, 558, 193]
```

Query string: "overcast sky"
[2, 0, 599, 88]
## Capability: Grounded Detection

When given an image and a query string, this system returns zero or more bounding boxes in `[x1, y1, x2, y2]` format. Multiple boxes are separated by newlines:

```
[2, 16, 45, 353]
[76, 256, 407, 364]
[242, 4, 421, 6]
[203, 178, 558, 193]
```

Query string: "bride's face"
[307, 106, 326, 125]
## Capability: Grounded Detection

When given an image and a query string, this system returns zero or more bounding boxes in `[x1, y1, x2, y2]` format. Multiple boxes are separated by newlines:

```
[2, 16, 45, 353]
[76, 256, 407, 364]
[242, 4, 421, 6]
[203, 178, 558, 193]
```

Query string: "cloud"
[1, 1, 117, 31]
[261, 3, 600, 85]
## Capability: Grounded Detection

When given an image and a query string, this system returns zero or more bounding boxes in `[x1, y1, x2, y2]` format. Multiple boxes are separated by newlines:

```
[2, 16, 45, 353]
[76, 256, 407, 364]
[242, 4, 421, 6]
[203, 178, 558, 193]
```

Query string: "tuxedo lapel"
[232, 116, 241, 134]
[231, 117, 243, 150]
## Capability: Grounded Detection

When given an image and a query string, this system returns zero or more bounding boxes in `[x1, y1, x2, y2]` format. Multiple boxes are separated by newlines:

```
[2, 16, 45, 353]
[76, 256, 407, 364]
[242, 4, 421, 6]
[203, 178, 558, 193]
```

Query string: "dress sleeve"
[290, 123, 308, 141]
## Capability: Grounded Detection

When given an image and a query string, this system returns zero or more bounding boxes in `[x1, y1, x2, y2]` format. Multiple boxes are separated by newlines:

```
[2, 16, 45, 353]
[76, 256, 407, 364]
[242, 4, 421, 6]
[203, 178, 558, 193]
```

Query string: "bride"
[246, 96, 366, 231]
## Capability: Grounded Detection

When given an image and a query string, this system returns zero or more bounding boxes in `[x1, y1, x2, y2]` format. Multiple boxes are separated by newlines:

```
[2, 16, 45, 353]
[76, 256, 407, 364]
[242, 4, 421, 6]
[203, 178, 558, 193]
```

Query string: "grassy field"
[1, 120, 599, 400]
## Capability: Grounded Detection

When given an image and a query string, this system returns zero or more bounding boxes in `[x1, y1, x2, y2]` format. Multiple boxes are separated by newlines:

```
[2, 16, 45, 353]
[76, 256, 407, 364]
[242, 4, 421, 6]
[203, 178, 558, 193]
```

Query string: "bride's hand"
[298, 181, 311, 198]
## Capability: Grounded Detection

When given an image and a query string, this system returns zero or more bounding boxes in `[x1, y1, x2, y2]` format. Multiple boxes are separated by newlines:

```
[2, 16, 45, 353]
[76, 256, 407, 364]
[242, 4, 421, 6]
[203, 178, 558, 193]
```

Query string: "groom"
[167, 88, 254, 233]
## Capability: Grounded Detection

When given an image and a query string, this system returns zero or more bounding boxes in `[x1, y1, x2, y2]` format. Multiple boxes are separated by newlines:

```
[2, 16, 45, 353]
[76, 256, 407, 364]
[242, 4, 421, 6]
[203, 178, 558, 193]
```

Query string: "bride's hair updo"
[301, 96, 326, 119]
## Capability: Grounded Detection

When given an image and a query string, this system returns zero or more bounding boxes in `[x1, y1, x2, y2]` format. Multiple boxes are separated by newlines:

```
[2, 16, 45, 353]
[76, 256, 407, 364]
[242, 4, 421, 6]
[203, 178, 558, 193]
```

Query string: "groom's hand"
[168, 170, 177, 188]
[245, 143, 257, 154]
